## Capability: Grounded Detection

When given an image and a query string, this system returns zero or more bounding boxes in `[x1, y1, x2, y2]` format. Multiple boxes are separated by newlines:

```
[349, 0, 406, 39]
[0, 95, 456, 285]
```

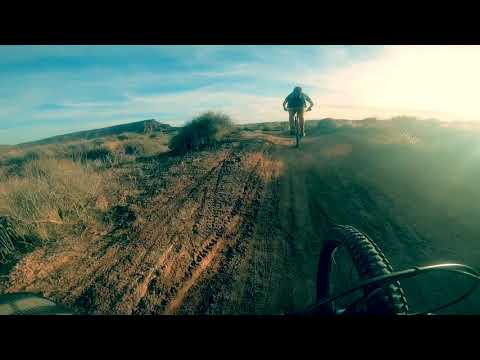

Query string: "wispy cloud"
[1, 45, 480, 144]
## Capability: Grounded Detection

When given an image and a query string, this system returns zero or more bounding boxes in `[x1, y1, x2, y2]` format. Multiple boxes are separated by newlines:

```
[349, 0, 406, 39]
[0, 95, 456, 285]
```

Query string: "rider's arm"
[305, 94, 314, 109]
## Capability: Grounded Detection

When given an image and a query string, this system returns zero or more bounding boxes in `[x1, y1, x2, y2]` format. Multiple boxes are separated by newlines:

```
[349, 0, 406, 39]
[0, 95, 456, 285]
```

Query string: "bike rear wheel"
[316, 225, 409, 315]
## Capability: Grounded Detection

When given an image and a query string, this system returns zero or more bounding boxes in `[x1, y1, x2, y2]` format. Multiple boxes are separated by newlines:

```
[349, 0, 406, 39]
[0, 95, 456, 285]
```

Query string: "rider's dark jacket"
[285, 92, 313, 109]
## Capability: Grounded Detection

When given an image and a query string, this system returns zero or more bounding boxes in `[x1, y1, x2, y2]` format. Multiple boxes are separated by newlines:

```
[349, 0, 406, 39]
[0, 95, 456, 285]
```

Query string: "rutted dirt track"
[6, 132, 326, 314]
[5, 130, 480, 314]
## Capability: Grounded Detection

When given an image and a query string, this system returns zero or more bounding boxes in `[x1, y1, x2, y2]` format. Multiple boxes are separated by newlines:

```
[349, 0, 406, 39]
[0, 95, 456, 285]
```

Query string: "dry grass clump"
[0, 157, 109, 263]
[0, 131, 171, 265]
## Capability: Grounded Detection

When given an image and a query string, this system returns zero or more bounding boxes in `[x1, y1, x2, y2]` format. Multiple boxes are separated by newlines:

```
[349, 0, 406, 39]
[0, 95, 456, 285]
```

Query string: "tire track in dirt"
[242, 173, 281, 314]
[9, 147, 238, 314]
[112, 149, 243, 314]
[155, 152, 254, 314]
[6, 134, 319, 315]
[207, 152, 266, 314]
[129, 145, 262, 314]
[163, 238, 225, 315]
[8, 129, 480, 315]
[267, 167, 301, 313]
[152, 153, 245, 314]
[175, 146, 272, 314]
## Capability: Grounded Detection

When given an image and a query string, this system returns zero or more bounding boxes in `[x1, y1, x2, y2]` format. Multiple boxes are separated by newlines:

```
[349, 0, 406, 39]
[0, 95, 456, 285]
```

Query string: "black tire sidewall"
[316, 226, 409, 315]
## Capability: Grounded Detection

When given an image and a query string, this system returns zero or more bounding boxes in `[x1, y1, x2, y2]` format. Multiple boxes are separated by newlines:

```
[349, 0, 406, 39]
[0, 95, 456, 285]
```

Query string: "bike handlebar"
[284, 107, 312, 112]
[296, 262, 480, 316]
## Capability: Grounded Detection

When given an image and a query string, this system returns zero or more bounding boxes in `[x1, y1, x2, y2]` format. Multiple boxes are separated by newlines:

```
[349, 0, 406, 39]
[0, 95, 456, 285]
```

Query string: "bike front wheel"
[316, 225, 409, 315]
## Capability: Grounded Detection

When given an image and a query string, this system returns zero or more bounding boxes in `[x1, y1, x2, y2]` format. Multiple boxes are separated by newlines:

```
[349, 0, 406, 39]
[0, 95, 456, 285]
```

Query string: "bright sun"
[306, 46, 480, 122]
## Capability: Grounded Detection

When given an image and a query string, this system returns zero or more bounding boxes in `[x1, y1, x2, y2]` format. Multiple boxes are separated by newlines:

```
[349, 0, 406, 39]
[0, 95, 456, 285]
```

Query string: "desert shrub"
[149, 133, 157, 139]
[169, 111, 234, 153]
[360, 116, 380, 124]
[278, 122, 290, 133]
[85, 146, 112, 162]
[391, 115, 419, 123]
[314, 119, 338, 133]
[61, 143, 91, 162]
[123, 142, 145, 156]
[104, 205, 136, 229]
[0, 158, 105, 248]
[2, 151, 40, 175]
[0, 157, 116, 265]
[3, 151, 39, 166]
[141, 135, 170, 156]
[117, 134, 129, 141]
[0, 216, 39, 265]
[57, 142, 114, 165]
[43, 136, 169, 166]
[389, 116, 424, 131]
[0, 216, 19, 263]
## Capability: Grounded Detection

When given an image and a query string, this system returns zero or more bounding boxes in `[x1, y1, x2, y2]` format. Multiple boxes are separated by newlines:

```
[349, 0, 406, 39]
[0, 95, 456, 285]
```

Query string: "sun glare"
[308, 46, 480, 122]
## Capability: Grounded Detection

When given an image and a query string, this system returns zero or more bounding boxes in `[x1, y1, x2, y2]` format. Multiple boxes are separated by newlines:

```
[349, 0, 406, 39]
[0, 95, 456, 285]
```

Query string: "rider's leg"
[288, 110, 295, 134]
[299, 110, 305, 136]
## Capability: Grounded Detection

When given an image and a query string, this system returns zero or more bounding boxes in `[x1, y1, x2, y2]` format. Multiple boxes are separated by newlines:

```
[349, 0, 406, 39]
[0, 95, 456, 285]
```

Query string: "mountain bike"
[285, 107, 311, 148]
[296, 224, 480, 315]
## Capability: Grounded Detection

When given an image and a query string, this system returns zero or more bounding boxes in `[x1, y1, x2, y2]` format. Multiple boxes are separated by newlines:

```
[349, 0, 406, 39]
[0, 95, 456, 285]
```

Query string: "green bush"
[123, 142, 145, 156]
[85, 147, 112, 162]
[61, 143, 90, 162]
[169, 111, 234, 153]
[59, 143, 113, 163]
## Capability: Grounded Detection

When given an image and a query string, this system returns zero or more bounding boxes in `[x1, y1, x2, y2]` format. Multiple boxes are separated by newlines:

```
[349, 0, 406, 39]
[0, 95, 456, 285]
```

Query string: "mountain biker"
[283, 86, 314, 137]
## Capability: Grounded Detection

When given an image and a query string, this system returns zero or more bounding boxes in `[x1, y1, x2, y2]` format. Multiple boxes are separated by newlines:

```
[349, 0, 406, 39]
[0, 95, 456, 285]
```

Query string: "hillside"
[18, 119, 176, 147]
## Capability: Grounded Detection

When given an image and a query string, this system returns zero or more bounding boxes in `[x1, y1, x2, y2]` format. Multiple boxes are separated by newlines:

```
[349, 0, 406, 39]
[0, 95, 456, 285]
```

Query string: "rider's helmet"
[293, 86, 302, 95]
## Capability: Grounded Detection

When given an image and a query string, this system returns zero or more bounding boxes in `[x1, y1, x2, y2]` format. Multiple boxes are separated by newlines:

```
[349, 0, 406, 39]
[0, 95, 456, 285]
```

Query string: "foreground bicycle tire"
[316, 225, 409, 315]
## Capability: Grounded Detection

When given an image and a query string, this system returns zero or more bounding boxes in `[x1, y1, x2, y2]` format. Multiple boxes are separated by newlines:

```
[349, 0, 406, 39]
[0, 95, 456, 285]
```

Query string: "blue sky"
[1, 45, 480, 144]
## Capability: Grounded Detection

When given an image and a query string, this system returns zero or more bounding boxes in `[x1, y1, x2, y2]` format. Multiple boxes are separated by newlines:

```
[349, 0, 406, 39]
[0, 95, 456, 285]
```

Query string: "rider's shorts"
[288, 107, 304, 115]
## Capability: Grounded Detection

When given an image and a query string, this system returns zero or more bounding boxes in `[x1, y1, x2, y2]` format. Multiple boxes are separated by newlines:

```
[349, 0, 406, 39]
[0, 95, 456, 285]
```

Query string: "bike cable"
[297, 263, 480, 315]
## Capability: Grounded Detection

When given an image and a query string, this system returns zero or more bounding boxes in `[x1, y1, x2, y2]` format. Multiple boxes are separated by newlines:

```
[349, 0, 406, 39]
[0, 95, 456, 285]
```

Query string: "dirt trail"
[6, 132, 324, 314]
[5, 130, 479, 314]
